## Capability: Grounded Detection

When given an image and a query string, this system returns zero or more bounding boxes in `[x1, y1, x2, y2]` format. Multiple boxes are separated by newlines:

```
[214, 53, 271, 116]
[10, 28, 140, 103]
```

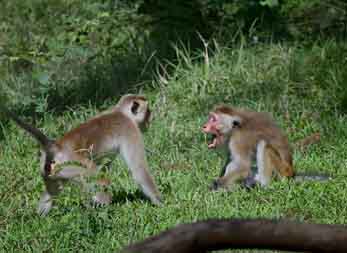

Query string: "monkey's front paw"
[150, 196, 163, 206]
[242, 176, 257, 189]
[254, 173, 269, 186]
[37, 201, 52, 216]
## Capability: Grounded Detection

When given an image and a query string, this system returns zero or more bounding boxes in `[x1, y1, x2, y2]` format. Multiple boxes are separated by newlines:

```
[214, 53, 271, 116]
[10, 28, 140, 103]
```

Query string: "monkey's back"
[56, 111, 138, 154]
[241, 110, 293, 166]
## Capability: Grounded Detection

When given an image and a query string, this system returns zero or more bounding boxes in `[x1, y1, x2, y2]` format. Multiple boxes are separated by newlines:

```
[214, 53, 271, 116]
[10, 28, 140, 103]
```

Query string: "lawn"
[1, 41, 347, 252]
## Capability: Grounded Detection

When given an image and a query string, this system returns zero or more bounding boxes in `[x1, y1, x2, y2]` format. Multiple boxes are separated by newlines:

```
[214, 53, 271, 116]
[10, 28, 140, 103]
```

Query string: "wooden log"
[121, 218, 347, 253]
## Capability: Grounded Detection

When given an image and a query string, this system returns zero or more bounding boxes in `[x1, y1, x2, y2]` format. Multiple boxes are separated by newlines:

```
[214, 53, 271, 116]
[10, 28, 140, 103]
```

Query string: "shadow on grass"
[111, 189, 148, 204]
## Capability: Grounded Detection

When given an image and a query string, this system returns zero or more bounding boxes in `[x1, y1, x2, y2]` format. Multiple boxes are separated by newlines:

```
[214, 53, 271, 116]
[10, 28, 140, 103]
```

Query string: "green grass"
[1, 41, 347, 252]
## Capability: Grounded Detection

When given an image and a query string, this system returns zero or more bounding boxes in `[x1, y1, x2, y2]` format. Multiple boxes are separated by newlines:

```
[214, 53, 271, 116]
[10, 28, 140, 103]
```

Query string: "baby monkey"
[202, 105, 294, 190]
[2, 94, 162, 215]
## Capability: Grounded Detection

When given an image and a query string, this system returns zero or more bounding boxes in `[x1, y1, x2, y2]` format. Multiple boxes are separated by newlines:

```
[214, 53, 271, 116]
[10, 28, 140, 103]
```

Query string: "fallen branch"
[121, 218, 347, 253]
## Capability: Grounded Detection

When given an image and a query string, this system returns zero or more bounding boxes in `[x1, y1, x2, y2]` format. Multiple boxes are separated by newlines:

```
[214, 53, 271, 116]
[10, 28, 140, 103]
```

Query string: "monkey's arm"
[212, 156, 251, 190]
[121, 218, 347, 253]
[120, 134, 162, 205]
[219, 155, 231, 177]
[216, 154, 256, 189]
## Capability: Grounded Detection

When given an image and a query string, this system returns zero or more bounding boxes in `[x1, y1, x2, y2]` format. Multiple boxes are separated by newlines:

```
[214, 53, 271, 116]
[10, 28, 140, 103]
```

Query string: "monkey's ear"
[131, 101, 140, 114]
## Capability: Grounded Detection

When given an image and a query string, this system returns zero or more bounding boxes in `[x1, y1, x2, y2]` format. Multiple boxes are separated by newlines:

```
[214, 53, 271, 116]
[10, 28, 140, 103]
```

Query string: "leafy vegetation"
[1, 0, 346, 113]
[0, 0, 346, 252]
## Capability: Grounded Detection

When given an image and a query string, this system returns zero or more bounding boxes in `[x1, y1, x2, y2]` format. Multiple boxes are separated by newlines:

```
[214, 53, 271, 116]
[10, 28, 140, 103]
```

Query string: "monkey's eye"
[209, 115, 217, 122]
[131, 101, 140, 114]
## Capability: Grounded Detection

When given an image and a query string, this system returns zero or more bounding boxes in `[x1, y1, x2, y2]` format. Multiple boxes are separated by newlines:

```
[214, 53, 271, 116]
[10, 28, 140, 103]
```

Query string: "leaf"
[35, 72, 50, 85]
[98, 12, 110, 18]
[260, 0, 279, 8]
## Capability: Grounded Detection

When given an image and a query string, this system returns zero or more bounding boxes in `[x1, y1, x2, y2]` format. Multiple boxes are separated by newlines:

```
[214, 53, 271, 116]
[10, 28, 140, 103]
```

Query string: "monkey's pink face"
[202, 113, 225, 149]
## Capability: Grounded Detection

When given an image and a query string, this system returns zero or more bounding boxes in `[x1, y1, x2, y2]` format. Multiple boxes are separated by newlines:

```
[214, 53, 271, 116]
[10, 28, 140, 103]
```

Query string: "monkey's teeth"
[208, 137, 217, 148]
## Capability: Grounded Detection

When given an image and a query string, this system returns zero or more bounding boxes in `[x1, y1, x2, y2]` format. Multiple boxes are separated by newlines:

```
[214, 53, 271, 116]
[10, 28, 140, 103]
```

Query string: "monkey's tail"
[293, 172, 332, 182]
[0, 106, 54, 148]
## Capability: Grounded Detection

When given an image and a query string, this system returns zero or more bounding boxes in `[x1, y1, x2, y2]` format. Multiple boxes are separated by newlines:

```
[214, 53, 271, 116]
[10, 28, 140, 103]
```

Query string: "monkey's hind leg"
[44, 154, 101, 213]
[254, 141, 294, 187]
[266, 145, 294, 178]
[37, 177, 63, 216]
[254, 140, 274, 186]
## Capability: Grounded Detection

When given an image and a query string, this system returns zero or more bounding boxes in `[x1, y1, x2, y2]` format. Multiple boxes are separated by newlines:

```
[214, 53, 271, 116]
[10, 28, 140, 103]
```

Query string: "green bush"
[1, 0, 346, 114]
[0, 0, 152, 113]
[139, 0, 347, 42]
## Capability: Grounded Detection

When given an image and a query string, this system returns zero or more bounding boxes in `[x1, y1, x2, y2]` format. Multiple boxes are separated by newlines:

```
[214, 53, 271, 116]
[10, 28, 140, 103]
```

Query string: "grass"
[1, 40, 347, 252]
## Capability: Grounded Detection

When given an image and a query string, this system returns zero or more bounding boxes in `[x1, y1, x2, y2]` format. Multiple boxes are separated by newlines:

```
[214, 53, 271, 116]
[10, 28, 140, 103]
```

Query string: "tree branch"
[121, 218, 347, 253]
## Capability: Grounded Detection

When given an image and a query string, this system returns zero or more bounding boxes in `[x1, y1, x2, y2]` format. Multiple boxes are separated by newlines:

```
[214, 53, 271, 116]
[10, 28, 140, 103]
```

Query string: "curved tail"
[267, 145, 330, 181]
[0, 105, 54, 148]
[122, 218, 347, 253]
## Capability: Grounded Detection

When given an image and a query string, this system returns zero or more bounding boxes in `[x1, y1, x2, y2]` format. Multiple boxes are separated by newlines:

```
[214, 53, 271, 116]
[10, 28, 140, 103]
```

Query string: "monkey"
[202, 105, 330, 190]
[121, 218, 347, 253]
[1, 94, 162, 215]
[202, 105, 298, 190]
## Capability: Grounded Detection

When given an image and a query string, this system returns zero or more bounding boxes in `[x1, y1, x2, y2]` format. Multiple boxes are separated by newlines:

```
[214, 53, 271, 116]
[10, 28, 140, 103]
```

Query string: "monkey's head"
[118, 94, 152, 129]
[202, 105, 242, 149]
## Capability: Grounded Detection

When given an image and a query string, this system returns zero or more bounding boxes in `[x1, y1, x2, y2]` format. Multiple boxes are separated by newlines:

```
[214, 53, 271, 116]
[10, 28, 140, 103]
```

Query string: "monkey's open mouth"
[207, 133, 224, 149]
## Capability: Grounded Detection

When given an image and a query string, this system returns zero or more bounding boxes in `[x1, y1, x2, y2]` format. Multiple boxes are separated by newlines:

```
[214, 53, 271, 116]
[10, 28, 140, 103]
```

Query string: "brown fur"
[57, 111, 138, 154]
[216, 105, 293, 172]
[2, 94, 161, 216]
[204, 105, 294, 189]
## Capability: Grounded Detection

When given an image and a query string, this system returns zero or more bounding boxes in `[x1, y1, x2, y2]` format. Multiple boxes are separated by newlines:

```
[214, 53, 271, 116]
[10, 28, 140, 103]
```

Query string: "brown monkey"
[202, 105, 294, 190]
[1, 94, 161, 215]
